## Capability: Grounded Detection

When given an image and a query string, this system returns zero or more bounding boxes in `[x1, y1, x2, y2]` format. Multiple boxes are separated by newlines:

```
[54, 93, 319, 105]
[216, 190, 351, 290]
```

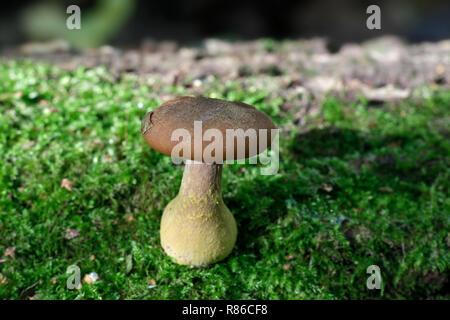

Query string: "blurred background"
[0, 0, 449, 50]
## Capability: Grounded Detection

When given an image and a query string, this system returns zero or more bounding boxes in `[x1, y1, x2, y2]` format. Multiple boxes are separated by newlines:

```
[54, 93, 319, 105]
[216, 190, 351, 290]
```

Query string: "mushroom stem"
[179, 160, 222, 197]
[160, 160, 237, 266]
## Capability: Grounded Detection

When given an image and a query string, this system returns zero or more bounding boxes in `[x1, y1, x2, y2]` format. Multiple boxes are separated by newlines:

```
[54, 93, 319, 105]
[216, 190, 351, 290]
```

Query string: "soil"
[1, 36, 449, 115]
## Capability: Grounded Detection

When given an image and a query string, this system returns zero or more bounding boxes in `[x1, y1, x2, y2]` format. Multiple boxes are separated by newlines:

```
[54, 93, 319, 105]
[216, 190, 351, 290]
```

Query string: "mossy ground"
[0, 60, 448, 299]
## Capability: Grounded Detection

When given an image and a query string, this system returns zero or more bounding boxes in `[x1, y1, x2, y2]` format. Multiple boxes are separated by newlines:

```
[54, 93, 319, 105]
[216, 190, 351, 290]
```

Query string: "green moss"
[0, 60, 448, 299]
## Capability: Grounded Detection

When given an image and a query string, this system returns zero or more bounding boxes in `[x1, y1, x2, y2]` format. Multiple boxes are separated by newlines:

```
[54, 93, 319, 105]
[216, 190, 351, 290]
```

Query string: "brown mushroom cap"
[141, 96, 276, 162]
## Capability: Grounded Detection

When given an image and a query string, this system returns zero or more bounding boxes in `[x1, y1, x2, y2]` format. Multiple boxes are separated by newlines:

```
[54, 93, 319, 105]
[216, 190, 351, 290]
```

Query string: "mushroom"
[141, 96, 275, 266]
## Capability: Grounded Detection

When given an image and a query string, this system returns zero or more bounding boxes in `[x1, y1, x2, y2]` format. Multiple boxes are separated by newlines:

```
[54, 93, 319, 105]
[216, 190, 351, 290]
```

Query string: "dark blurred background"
[0, 0, 449, 49]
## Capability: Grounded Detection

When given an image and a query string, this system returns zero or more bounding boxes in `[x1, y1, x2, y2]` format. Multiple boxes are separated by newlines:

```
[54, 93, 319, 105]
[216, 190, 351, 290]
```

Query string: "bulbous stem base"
[160, 161, 237, 266]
